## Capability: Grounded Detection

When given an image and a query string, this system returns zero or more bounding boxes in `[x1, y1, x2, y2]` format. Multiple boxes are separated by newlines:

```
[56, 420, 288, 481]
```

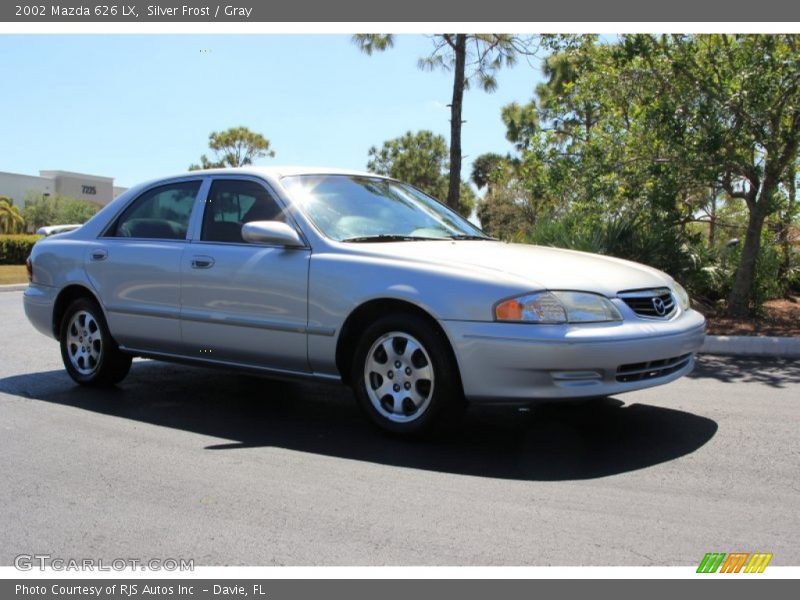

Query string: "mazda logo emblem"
[652, 297, 667, 316]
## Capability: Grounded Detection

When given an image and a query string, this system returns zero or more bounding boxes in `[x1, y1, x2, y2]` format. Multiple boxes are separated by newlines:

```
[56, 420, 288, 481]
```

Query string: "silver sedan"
[23, 167, 705, 434]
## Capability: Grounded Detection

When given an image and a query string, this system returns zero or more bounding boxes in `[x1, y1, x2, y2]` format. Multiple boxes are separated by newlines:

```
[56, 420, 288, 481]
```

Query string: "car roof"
[169, 165, 388, 180]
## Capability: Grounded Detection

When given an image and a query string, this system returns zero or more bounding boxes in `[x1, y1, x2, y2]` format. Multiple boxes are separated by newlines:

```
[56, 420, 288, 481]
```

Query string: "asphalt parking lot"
[1, 290, 798, 566]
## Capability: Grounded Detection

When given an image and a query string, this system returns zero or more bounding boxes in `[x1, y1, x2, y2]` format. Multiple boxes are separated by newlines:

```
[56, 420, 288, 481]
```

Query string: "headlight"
[672, 280, 690, 311]
[495, 291, 623, 324]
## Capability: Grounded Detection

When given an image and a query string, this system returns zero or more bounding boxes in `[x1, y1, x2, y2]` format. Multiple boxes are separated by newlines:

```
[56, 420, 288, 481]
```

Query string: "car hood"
[347, 240, 672, 297]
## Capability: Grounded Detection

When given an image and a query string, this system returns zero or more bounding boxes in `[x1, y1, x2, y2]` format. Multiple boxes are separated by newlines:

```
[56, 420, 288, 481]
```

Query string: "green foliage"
[458, 182, 477, 217]
[367, 130, 475, 216]
[353, 34, 540, 211]
[351, 34, 394, 55]
[368, 131, 448, 196]
[614, 35, 800, 315]
[57, 198, 98, 224]
[689, 237, 789, 313]
[487, 34, 800, 314]
[471, 153, 509, 190]
[527, 211, 703, 284]
[414, 34, 538, 93]
[0, 234, 41, 265]
[189, 126, 275, 170]
[353, 34, 538, 93]
[21, 192, 54, 231]
[739, 240, 785, 312]
[784, 252, 800, 293]
[23, 193, 99, 230]
[0, 197, 25, 234]
[476, 177, 537, 240]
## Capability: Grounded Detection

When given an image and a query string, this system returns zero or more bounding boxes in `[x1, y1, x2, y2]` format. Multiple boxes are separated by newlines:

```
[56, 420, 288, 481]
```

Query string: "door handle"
[90, 249, 108, 261]
[191, 256, 215, 269]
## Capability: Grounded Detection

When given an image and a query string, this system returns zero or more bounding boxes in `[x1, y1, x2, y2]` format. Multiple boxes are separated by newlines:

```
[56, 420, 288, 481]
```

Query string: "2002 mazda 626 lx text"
[23, 166, 706, 434]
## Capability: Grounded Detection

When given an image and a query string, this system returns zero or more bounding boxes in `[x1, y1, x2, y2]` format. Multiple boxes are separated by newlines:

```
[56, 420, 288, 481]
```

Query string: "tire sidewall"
[352, 313, 461, 435]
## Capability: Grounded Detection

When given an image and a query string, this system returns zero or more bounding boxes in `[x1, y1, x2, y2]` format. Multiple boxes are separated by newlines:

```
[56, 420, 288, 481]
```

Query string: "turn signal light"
[495, 299, 523, 321]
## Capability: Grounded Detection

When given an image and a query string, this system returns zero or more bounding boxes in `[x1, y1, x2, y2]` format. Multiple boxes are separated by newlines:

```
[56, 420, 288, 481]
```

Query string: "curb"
[701, 335, 800, 358]
[0, 284, 27, 292]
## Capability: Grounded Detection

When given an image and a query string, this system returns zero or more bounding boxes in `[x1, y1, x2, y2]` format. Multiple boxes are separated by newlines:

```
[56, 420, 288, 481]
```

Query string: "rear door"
[85, 178, 204, 353]
[179, 177, 311, 372]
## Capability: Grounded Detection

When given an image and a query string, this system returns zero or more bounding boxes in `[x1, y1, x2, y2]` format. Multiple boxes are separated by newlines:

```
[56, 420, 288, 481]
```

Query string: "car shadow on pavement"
[0, 360, 718, 481]
[689, 354, 800, 388]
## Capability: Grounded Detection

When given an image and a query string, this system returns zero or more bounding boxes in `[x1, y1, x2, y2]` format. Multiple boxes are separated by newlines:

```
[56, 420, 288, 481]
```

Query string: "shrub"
[22, 193, 99, 231]
[689, 238, 793, 313]
[527, 212, 703, 284]
[751, 240, 785, 312]
[0, 234, 41, 265]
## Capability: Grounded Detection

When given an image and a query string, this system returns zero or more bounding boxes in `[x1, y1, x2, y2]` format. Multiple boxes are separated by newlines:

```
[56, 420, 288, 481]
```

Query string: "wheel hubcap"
[364, 331, 434, 423]
[66, 310, 102, 375]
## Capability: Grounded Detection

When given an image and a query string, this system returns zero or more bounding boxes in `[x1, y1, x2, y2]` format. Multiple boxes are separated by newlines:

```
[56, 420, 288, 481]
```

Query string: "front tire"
[59, 297, 132, 387]
[352, 313, 463, 435]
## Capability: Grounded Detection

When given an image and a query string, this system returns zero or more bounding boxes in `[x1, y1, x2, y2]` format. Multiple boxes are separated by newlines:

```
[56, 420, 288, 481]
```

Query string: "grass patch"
[0, 264, 28, 285]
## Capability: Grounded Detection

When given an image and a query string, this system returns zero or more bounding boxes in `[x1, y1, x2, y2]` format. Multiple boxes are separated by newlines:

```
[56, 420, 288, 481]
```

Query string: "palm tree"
[353, 34, 538, 212]
[0, 197, 25, 234]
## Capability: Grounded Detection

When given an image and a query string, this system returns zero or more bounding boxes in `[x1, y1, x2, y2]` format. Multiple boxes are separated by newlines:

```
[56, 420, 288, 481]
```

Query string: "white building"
[0, 169, 127, 207]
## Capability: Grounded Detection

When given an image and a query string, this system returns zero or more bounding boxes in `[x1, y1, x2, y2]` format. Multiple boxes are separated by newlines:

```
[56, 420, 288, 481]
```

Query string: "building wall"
[0, 171, 56, 206]
[0, 170, 123, 207]
[40, 170, 115, 206]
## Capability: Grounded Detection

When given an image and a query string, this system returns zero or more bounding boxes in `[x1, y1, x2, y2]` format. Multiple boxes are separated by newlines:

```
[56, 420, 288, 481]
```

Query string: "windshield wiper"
[447, 234, 494, 240]
[341, 234, 446, 243]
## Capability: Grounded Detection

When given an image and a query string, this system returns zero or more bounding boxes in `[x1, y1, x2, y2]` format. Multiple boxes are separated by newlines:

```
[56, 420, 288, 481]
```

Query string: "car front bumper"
[441, 309, 706, 403]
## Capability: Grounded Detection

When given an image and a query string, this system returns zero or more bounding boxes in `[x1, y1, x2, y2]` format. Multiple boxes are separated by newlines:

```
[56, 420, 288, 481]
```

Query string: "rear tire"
[351, 313, 464, 436]
[59, 297, 132, 387]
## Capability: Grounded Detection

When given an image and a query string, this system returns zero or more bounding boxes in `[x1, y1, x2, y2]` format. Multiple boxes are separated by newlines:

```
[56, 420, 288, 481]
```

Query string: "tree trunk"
[708, 188, 717, 248]
[727, 202, 767, 317]
[447, 34, 467, 212]
[778, 165, 796, 285]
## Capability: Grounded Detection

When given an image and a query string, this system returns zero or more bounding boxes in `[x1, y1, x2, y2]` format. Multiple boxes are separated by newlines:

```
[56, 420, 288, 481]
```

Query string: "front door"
[179, 177, 310, 373]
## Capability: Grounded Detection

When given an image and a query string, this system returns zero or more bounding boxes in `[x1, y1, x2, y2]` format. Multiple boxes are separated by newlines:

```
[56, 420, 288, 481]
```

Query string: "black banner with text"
[3, 0, 800, 22]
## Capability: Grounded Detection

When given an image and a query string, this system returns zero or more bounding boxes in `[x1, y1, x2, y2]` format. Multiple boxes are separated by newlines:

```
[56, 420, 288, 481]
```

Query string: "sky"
[0, 35, 545, 189]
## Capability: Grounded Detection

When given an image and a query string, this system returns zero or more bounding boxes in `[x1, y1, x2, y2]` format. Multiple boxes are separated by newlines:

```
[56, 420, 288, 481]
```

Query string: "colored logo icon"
[697, 552, 773, 573]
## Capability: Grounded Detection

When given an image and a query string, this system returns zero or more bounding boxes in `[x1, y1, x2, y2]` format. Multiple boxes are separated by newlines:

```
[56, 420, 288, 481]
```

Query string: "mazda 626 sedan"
[24, 166, 706, 434]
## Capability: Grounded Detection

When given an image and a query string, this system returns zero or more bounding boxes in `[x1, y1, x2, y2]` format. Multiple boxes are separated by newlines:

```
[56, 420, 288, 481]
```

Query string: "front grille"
[618, 287, 676, 319]
[616, 353, 692, 383]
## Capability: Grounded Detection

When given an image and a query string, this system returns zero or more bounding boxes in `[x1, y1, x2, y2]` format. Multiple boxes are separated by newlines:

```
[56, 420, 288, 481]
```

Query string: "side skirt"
[118, 345, 344, 385]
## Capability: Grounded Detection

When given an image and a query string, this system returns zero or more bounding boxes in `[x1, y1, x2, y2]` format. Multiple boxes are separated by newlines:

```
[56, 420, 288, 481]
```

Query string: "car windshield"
[281, 174, 490, 242]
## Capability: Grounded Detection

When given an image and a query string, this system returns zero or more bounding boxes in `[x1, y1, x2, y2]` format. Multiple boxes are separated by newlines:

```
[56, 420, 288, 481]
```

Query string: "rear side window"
[111, 181, 201, 239]
[201, 179, 284, 243]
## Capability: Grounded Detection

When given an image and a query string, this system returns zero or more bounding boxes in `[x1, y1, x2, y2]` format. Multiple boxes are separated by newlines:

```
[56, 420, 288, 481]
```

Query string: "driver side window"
[201, 179, 284, 243]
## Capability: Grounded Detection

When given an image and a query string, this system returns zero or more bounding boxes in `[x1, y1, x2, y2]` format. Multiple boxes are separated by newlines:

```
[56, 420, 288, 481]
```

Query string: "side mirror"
[241, 221, 304, 247]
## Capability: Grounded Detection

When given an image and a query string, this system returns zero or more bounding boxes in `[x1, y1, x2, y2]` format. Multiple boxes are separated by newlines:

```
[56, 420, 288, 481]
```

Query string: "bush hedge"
[0, 235, 41, 265]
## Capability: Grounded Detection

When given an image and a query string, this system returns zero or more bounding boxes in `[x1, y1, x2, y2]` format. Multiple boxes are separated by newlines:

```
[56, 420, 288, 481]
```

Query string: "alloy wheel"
[364, 331, 434, 423]
[65, 310, 103, 376]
